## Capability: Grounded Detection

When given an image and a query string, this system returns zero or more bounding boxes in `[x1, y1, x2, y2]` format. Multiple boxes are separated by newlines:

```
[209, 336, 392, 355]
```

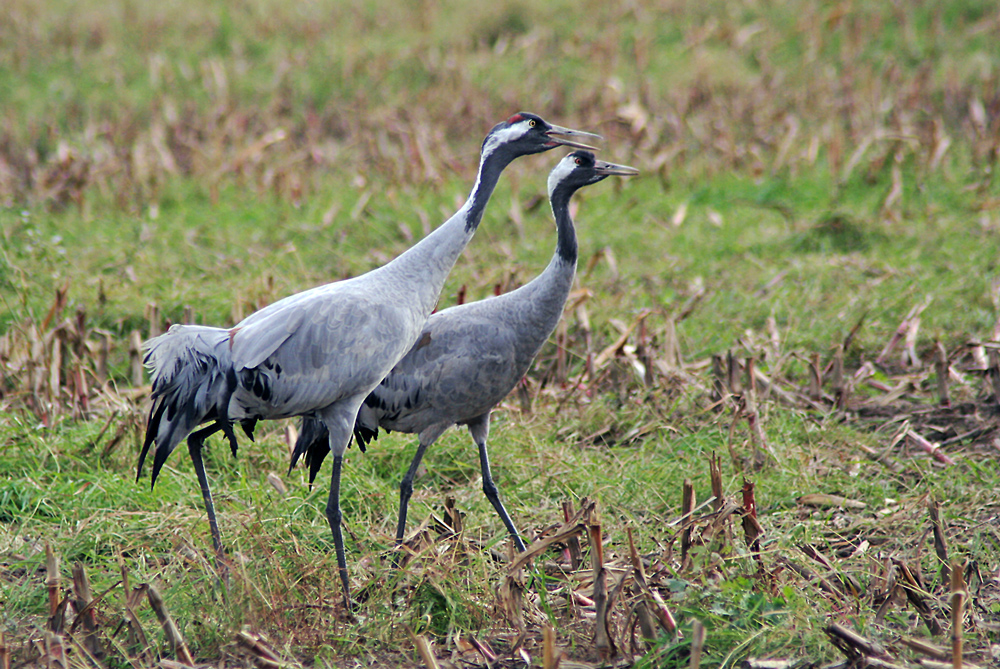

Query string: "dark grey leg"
[396, 441, 430, 547]
[471, 420, 526, 553]
[187, 423, 229, 574]
[325, 453, 351, 608]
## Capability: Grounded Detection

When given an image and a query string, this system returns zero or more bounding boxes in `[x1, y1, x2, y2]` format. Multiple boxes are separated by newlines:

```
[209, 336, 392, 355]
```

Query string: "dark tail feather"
[146, 398, 200, 487]
[221, 421, 240, 457]
[354, 423, 378, 451]
[137, 402, 166, 482]
[353, 401, 380, 452]
[306, 443, 327, 487]
[241, 419, 257, 442]
[150, 430, 173, 487]
[290, 418, 328, 481]
[289, 418, 314, 472]
[291, 411, 380, 485]
[289, 417, 344, 486]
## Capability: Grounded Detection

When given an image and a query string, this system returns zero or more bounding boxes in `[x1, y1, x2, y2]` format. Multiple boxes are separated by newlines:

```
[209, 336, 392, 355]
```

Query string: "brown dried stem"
[779, 556, 842, 599]
[542, 624, 558, 669]
[71, 562, 103, 661]
[895, 560, 943, 636]
[129, 330, 144, 387]
[627, 528, 678, 636]
[408, 630, 441, 669]
[709, 452, 723, 512]
[935, 342, 951, 407]
[587, 504, 616, 659]
[147, 584, 195, 666]
[711, 354, 726, 404]
[899, 637, 950, 660]
[562, 500, 583, 571]
[743, 358, 773, 467]
[832, 345, 846, 410]
[741, 478, 763, 563]
[119, 563, 151, 658]
[45, 542, 60, 621]
[236, 629, 297, 669]
[825, 622, 890, 660]
[929, 499, 950, 585]
[907, 429, 957, 466]
[808, 352, 822, 400]
[680, 479, 696, 567]
[689, 619, 706, 669]
[988, 349, 1000, 407]
[501, 499, 594, 629]
[951, 560, 966, 669]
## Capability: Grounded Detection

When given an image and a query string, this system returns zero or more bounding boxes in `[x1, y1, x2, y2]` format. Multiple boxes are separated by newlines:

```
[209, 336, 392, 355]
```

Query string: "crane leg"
[396, 440, 430, 548]
[476, 436, 526, 554]
[187, 422, 228, 574]
[325, 453, 351, 609]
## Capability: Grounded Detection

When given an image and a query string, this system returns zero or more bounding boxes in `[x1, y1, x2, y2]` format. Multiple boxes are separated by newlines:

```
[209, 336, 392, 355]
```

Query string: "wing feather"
[230, 288, 416, 419]
[363, 312, 520, 433]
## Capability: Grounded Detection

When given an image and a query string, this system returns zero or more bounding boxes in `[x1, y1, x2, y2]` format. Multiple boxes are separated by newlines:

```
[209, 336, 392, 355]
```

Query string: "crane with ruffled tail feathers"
[291, 150, 638, 556]
[138, 113, 600, 607]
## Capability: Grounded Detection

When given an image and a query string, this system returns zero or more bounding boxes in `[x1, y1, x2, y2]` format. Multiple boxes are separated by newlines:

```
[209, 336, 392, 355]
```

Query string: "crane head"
[482, 112, 602, 160]
[548, 150, 639, 196]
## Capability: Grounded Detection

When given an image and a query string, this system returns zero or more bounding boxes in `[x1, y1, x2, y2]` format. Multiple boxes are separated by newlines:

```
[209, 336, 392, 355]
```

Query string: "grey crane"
[291, 150, 638, 556]
[137, 113, 600, 605]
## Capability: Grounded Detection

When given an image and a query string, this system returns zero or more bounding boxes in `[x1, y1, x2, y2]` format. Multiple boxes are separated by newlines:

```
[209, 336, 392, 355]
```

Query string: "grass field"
[2, 0, 1000, 667]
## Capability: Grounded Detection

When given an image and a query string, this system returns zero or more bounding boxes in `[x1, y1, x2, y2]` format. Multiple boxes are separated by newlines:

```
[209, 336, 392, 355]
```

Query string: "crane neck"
[378, 141, 517, 316]
[548, 183, 579, 268]
[496, 179, 581, 355]
[513, 180, 581, 305]
[462, 142, 514, 233]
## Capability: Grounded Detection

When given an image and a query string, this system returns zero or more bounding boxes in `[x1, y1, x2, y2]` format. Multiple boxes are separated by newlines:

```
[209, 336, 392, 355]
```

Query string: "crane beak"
[594, 159, 640, 177]
[544, 124, 603, 151]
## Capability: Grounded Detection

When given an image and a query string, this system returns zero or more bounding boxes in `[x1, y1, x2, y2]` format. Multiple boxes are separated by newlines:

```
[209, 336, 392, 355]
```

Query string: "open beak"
[594, 159, 640, 177]
[544, 124, 603, 151]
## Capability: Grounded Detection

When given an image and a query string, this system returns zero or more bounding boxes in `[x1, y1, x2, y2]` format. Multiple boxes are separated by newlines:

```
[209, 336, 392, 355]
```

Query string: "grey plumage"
[137, 112, 599, 607]
[291, 151, 638, 554]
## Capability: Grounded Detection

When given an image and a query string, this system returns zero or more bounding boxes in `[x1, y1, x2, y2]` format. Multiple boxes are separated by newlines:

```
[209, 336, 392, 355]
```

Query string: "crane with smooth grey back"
[137, 113, 601, 607]
[291, 150, 638, 557]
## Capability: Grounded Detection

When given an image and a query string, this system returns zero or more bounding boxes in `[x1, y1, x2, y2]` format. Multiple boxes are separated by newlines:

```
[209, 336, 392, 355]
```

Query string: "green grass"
[2, 0, 1000, 666]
